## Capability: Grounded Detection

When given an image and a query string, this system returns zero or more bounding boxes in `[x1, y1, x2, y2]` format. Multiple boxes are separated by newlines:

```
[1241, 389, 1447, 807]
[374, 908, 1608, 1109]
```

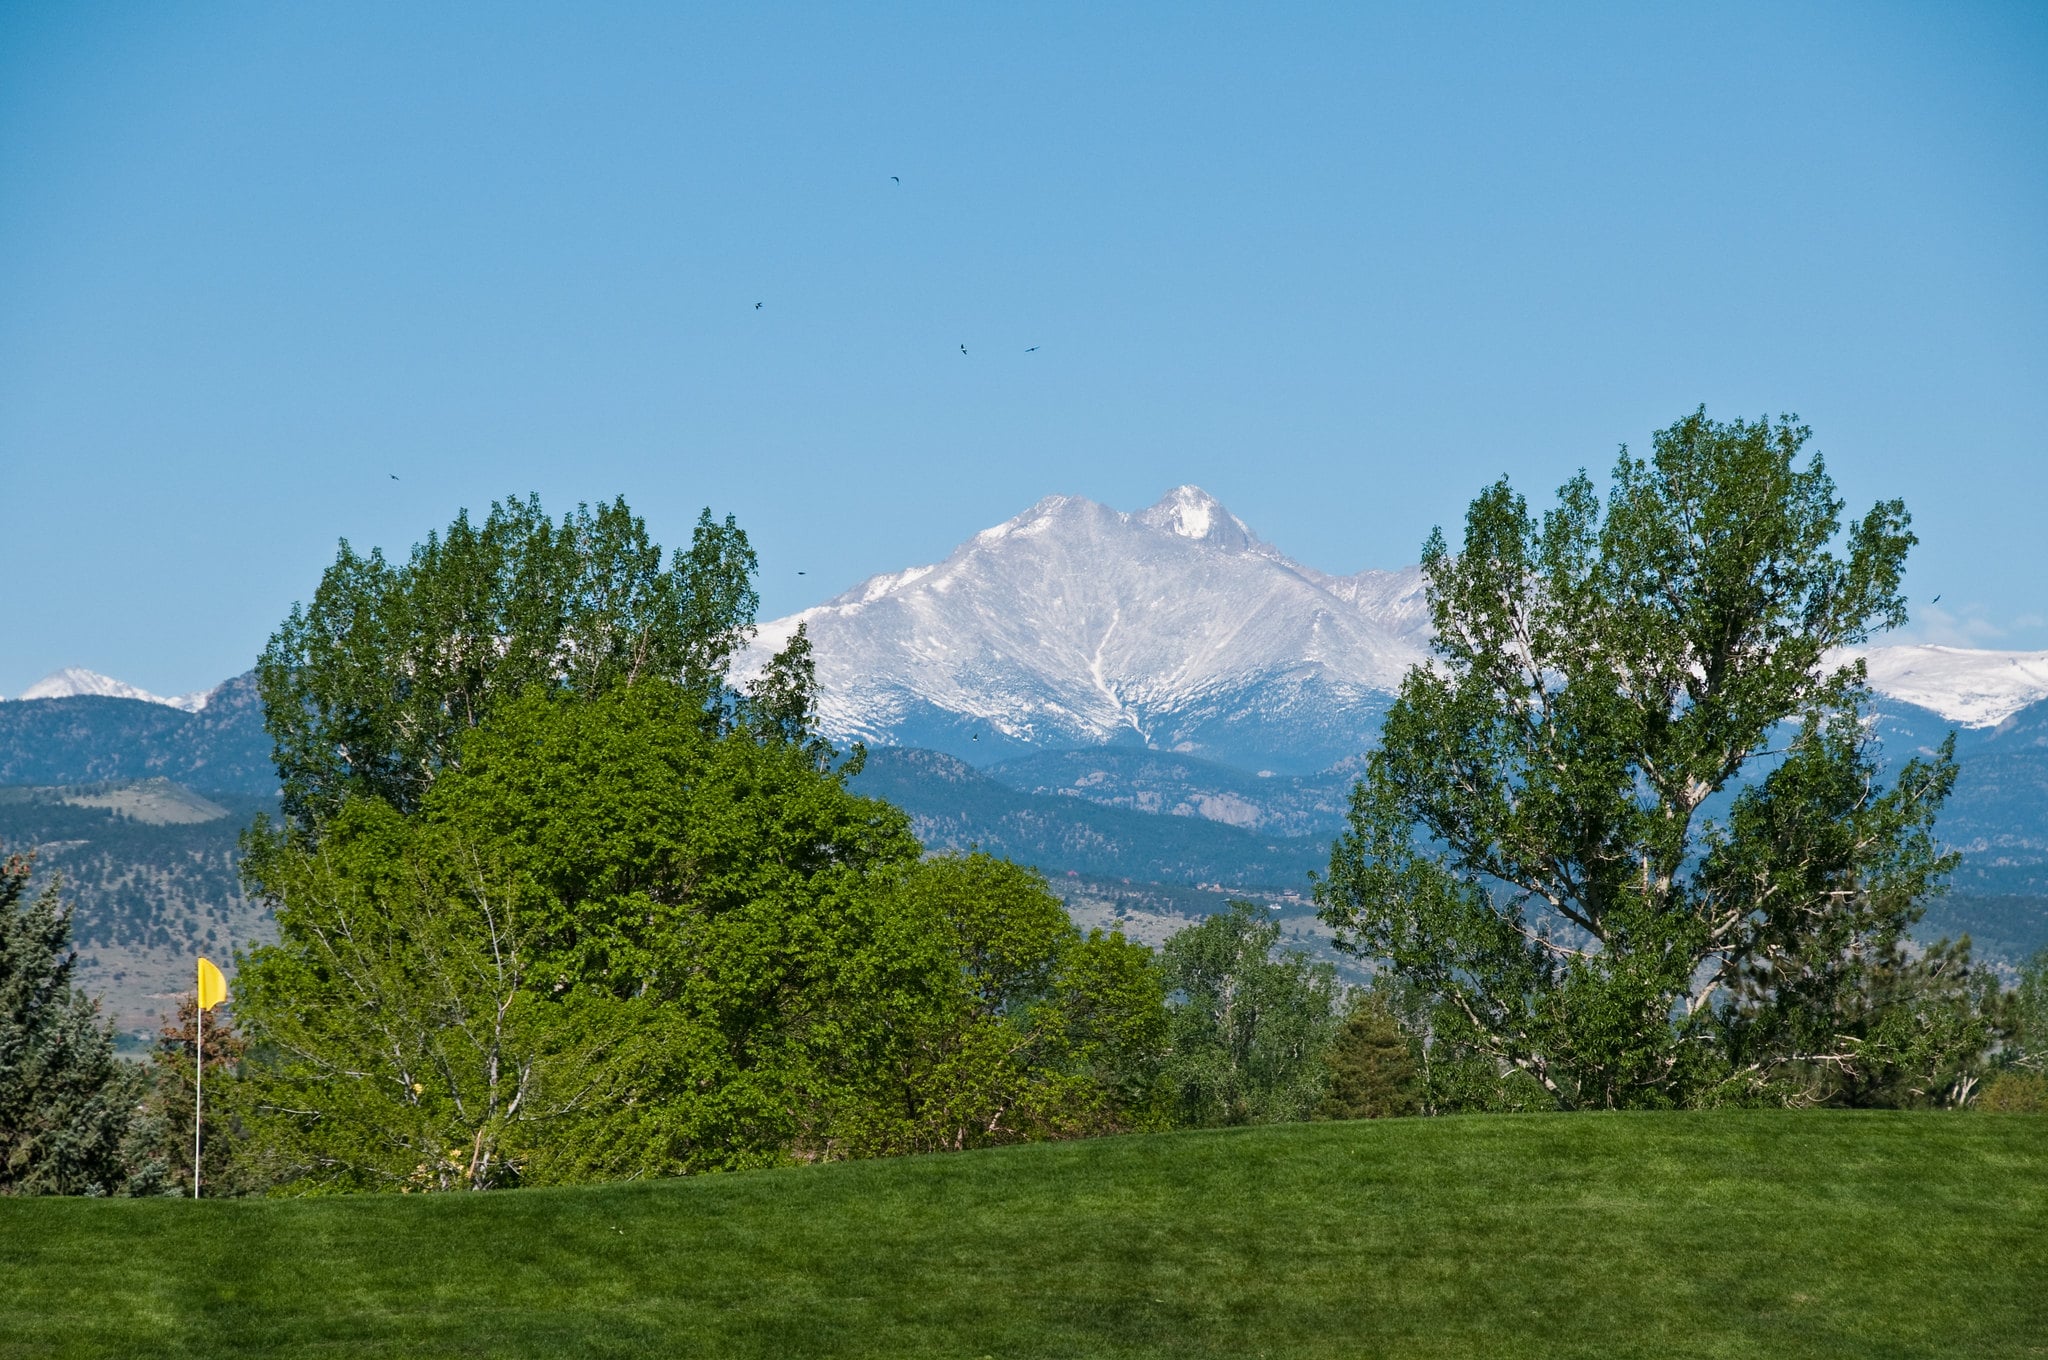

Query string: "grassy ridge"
[3, 1113, 2044, 1359]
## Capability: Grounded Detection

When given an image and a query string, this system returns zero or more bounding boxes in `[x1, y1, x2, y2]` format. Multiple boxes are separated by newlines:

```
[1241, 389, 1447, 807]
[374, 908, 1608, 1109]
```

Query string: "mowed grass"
[3, 1113, 2044, 1359]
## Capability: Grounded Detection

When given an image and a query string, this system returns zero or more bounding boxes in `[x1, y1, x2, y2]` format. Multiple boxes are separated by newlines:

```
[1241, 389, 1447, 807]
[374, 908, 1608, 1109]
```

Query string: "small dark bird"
[960, 344, 968, 355]
[389, 474, 399, 480]
[890, 175, 900, 183]
[798, 571, 807, 576]
[755, 302, 763, 309]
[1932, 594, 1942, 603]
[1025, 346, 1038, 352]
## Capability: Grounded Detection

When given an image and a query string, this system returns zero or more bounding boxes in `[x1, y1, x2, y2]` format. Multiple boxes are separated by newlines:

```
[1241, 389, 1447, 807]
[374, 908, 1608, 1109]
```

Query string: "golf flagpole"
[195, 957, 227, 1199]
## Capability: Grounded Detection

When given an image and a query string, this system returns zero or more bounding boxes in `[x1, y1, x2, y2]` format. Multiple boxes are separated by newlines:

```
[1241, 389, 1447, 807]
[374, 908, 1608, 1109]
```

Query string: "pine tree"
[1316, 993, 1422, 1120]
[0, 850, 144, 1195]
[137, 998, 253, 1195]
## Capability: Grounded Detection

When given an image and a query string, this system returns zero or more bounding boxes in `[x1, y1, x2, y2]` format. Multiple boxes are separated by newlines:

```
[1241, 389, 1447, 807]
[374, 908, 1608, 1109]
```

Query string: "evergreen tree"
[0, 850, 144, 1195]
[135, 999, 255, 1196]
[1315, 992, 1422, 1120]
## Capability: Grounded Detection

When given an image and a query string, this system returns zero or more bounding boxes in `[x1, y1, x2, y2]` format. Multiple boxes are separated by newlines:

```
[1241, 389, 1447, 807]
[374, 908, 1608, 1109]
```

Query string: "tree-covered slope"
[0, 674, 273, 796]
[849, 746, 1329, 889]
[0, 781, 275, 1038]
[2, 1113, 2041, 1358]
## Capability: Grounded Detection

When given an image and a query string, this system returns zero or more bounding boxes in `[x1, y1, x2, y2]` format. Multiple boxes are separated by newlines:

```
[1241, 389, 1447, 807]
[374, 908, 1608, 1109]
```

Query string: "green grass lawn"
[3, 1112, 2044, 1359]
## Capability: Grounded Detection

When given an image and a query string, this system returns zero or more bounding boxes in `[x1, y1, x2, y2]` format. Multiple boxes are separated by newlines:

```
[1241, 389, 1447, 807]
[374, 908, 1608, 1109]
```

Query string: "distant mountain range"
[735, 486, 2048, 770]
[738, 487, 1430, 772]
[0, 671, 272, 792]
[5, 486, 2046, 1030]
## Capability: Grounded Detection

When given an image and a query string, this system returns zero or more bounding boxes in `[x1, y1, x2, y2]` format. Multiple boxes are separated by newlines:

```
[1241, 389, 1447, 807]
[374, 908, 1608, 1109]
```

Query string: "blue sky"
[3, 3, 2044, 696]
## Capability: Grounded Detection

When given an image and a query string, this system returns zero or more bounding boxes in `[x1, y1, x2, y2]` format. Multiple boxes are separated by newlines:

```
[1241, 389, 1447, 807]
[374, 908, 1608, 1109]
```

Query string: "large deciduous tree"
[1316, 410, 1962, 1109]
[832, 853, 1168, 1155]
[259, 496, 770, 823]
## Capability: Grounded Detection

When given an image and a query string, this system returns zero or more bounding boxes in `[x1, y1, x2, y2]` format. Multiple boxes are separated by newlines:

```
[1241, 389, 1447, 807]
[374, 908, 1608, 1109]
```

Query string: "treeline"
[0, 496, 1417, 1196]
[7, 412, 2048, 1197]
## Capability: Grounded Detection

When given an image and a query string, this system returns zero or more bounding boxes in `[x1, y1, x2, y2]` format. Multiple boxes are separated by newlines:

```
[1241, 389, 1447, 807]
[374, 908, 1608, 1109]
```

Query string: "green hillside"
[4, 1113, 2042, 1359]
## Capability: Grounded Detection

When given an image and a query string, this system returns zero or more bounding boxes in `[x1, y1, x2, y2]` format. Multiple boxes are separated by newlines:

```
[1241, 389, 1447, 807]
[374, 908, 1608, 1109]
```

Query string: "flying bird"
[389, 474, 399, 480]
[754, 302, 763, 309]
[960, 344, 968, 355]
[798, 570, 807, 576]
[890, 175, 900, 183]
[1025, 346, 1038, 352]
[1931, 594, 1942, 603]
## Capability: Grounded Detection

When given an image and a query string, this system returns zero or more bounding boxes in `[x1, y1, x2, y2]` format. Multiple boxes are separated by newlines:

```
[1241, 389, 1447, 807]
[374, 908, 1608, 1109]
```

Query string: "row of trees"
[0, 495, 1417, 1196]
[6, 411, 2047, 1194]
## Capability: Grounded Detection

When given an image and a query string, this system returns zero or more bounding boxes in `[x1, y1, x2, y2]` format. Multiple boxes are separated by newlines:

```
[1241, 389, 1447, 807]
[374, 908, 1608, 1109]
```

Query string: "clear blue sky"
[3, 3, 2044, 697]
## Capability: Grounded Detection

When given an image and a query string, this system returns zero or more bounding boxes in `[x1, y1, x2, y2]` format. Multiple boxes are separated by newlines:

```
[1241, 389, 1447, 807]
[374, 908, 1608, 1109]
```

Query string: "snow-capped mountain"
[745, 487, 1429, 772]
[751, 487, 2048, 770]
[13, 667, 212, 712]
[1859, 646, 2048, 728]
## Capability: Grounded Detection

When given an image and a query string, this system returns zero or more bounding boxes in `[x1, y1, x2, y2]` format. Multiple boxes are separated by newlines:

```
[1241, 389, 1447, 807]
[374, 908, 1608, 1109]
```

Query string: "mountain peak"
[15, 667, 211, 712]
[1134, 486, 1259, 553]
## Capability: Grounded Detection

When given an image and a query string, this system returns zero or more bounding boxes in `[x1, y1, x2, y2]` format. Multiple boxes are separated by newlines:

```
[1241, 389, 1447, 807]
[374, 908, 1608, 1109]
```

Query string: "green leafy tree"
[1159, 901, 1343, 1126]
[2008, 948, 2048, 1076]
[1318, 411, 1958, 1109]
[1315, 991, 1423, 1120]
[743, 621, 845, 770]
[1977, 947, 2048, 1112]
[0, 851, 146, 1195]
[236, 681, 933, 1185]
[259, 495, 770, 823]
[234, 802, 641, 1192]
[830, 853, 1168, 1155]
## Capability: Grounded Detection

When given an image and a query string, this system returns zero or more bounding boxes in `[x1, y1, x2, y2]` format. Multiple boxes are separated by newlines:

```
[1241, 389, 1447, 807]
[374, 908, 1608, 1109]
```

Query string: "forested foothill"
[3, 413, 2046, 1204]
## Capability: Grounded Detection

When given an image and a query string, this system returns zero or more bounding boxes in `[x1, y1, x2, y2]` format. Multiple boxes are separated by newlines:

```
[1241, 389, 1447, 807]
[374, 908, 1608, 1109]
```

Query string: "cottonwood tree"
[1317, 410, 1960, 1109]
[234, 801, 642, 1191]
[830, 853, 1168, 1155]
[1159, 901, 1343, 1126]
[259, 495, 775, 824]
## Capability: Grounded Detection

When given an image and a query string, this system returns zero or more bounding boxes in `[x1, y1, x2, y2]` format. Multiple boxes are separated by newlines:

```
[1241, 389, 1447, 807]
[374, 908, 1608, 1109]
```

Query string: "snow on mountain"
[1859, 646, 2048, 728]
[13, 667, 212, 712]
[749, 485, 2048, 769]
[746, 487, 1428, 771]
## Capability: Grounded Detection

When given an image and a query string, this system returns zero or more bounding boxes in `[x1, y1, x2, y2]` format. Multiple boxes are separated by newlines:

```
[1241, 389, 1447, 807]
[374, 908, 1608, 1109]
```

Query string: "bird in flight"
[755, 302, 763, 309]
[960, 344, 968, 355]
[1025, 346, 1039, 352]
[389, 474, 399, 480]
[1932, 594, 1942, 603]
[890, 175, 900, 183]
[798, 570, 807, 576]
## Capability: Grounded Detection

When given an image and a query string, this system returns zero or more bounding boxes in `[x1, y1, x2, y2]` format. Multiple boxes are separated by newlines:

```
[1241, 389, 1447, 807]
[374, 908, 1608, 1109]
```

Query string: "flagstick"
[194, 1000, 204, 1200]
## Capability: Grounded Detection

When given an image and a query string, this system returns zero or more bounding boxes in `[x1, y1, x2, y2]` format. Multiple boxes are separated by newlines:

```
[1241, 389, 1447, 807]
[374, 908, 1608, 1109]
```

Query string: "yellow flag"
[197, 957, 227, 1012]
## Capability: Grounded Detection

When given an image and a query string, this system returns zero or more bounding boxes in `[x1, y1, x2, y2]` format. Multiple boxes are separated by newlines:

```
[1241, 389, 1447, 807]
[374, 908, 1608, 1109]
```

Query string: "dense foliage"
[1316, 992, 1423, 1120]
[224, 496, 1181, 1192]
[231, 685, 1172, 1189]
[1157, 901, 1343, 1126]
[258, 496, 772, 823]
[0, 850, 147, 1196]
[1317, 411, 1985, 1109]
